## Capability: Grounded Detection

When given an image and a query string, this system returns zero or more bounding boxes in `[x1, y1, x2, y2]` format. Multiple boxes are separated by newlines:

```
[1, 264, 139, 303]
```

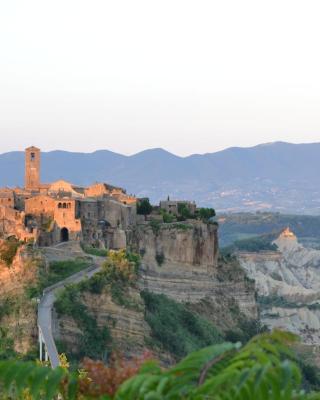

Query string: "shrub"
[150, 219, 161, 234]
[141, 291, 223, 358]
[178, 203, 193, 219]
[0, 237, 20, 266]
[37, 258, 90, 291]
[0, 327, 15, 360]
[257, 295, 301, 310]
[0, 331, 318, 399]
[55, 284, 111, 360]
[0, 298, 13, 321]
[197, 207, 216, 221]
[81, 243, 108, 257]
[155, 252, 165, 266]
[79, 352, 152, 397]
[79, 250, 140, 308]
[137, 198, 152, 215]
[160, 210, 175, 223]
[139, 248, 146, 257]
[225, 318, 268, 344]
[300, 361, 320, 391]
[41, 217, 53, 232]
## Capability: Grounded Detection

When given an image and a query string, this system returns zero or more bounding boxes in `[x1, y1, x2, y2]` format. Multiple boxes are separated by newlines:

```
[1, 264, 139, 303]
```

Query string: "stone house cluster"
[0, 147, 137, 249]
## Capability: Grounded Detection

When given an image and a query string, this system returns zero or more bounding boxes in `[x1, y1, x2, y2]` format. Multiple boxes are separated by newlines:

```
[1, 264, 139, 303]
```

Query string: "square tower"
[25, 146, 41, 190]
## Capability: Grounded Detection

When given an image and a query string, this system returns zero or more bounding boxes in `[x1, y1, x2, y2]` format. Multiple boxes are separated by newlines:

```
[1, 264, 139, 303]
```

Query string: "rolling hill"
[1, 141, 320, 214]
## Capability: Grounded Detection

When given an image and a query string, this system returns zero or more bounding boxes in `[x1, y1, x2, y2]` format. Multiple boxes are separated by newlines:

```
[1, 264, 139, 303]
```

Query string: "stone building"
[159, 199, 196, 216]
[0, 147, 137, 249]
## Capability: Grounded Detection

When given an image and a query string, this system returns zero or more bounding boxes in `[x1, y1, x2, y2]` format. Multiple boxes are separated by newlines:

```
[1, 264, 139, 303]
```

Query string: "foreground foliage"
[1, 331, 320, 399]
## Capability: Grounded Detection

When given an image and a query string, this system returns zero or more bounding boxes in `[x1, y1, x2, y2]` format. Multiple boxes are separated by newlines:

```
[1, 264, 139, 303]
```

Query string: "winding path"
[37, 245, 103, 368]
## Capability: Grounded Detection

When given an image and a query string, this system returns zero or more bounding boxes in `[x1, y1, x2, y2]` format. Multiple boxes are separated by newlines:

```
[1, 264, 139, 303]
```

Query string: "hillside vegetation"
[54, 250, 226, 363]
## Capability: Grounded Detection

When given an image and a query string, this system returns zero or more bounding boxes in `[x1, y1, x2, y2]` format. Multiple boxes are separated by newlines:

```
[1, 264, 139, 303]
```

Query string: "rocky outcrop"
[54, 222, 258, 360]
[0, 245, 39, 354]
[128, 222, 257, 324]
[128, 222, 219, 269]
[55, 289, 149, 356]
[238, 228, 320, 346]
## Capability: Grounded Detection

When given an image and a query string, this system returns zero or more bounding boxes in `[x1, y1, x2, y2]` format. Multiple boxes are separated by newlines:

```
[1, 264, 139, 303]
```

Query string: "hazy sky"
[1, 1, 320, 156]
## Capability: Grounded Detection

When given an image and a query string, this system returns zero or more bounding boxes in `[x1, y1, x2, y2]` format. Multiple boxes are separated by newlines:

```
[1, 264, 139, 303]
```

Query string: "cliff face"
[55, 288, 149, 356]
[238, 229, 320, 346]
[128, 222, 257, 324]
[128, 222, 219, 270]
[0, 245, 39, 354]
[53, 222, 258, 362]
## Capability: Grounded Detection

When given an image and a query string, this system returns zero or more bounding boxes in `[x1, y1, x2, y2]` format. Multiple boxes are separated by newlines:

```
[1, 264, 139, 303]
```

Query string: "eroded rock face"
[128, 222, 219, 269]
[55, 289, 150, 357]
[129, 222, 257, 322]
[55, 222, 258, 360]
[0, 246, 39, 354]
[238, 229, 320, 346]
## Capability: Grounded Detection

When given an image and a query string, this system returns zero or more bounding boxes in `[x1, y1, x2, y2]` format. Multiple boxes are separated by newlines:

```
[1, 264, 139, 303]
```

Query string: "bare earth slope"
[238, 229, 320, 345]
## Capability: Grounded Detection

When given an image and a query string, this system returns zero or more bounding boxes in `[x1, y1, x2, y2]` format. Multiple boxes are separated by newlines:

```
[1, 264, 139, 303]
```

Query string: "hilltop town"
[1, 147, 320, 387]
[0, 147, 138, 248]
[0, 147, 205, 252]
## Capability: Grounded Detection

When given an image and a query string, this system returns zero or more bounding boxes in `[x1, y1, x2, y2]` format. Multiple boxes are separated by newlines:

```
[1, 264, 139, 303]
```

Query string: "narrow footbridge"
[38, 264, 102, 368]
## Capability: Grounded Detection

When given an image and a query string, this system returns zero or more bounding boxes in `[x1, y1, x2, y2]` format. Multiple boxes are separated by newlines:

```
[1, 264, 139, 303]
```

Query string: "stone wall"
[80, 199, 136, 248]
[25, 195, 55, 217]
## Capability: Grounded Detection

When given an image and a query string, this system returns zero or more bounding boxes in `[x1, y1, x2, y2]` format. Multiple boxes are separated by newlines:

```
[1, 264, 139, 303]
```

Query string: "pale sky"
[1, 0, 320, 156]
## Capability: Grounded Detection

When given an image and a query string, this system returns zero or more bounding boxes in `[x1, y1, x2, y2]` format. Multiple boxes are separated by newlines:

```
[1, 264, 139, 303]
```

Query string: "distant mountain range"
[1, 141, 320, 214]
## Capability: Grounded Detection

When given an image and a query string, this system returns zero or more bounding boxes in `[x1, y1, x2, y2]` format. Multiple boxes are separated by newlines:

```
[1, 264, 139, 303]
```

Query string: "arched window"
[63, 203, 67, 209]
[58, 203, 62, 208]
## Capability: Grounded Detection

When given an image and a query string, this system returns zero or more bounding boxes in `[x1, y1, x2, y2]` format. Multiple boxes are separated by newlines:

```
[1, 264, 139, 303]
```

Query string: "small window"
[63, 203, 67, 209]
[30, 152, 35, 161]
[58, 203, 62, 208]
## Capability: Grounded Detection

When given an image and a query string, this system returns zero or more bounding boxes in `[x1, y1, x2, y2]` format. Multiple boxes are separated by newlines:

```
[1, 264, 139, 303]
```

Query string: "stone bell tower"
[25, 146, 41, 190]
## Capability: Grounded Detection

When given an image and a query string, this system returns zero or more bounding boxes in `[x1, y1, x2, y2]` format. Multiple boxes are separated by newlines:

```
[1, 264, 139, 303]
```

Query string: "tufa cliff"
[127, 222, 256, 319]
[0, 242, 40, 355]
[52, 221, 258, 363]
